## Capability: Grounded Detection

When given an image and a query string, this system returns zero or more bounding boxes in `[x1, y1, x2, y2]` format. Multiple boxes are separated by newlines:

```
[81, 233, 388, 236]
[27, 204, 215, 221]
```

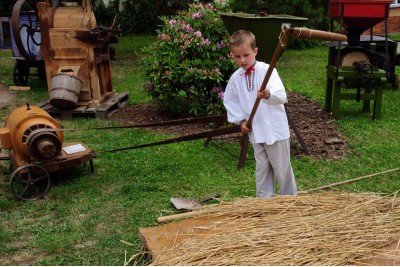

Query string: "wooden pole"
[157, 209, 208, 224]
[300, 168, 400, 194]
[245, 31, 289, 128]
[286, 27, 347, 42]
[245, 28, 347, 129]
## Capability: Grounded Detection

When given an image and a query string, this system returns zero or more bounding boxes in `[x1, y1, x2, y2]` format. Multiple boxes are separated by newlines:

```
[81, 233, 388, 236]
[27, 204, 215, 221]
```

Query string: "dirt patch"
[110, 92, 350, 160]
[0, 84, 16, 109]
[285, 92, 350, 159]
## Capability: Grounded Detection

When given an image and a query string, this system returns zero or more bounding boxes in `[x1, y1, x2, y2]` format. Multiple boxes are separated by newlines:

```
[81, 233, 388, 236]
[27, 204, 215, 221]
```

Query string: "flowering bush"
[141, 3, 236, 117]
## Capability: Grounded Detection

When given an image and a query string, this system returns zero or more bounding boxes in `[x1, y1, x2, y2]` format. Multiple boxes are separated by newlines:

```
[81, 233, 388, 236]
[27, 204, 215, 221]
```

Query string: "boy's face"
[230, 44, 258, 70]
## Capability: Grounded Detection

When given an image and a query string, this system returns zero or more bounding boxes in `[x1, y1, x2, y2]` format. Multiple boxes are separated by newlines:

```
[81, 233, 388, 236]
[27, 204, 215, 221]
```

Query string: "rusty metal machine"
[325, 0, 394, 119]
[12, 0, 127, 117]
[0, 104, 94, 200]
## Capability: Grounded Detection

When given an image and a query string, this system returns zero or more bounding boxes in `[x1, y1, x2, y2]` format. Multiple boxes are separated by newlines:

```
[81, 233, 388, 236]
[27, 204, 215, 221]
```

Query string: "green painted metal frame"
[325, 65, 387, 119]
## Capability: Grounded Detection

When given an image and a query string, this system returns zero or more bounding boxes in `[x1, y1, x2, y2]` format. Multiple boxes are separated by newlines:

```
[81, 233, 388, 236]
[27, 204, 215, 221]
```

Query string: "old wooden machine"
[325, 0, 393, 119]
[31, 0, 127, 117]
[0, 104, 94, 201]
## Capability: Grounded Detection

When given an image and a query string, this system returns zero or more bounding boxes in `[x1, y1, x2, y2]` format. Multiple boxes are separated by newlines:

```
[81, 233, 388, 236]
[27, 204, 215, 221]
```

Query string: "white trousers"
[252, 139, 297, 198]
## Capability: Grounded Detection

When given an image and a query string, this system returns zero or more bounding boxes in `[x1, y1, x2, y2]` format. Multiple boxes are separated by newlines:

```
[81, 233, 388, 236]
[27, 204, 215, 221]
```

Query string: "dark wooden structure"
[36, 0, 124, 112]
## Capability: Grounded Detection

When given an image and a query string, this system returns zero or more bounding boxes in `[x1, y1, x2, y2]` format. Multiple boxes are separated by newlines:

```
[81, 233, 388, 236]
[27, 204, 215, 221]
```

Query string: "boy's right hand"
[240, 120, 251, 134]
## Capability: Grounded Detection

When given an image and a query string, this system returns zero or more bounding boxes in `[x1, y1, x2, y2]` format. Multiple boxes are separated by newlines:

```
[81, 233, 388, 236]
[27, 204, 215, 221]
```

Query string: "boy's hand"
[240, 120, 251, 134]
[257, 89, 270, 99]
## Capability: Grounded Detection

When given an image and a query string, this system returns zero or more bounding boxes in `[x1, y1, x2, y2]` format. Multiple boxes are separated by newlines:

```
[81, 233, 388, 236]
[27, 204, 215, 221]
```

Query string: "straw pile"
[150, 192, 400, 266]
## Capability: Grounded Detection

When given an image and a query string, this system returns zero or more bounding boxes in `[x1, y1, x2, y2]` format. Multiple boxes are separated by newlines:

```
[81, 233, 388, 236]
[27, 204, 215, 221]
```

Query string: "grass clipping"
[151, 192, 400, 266]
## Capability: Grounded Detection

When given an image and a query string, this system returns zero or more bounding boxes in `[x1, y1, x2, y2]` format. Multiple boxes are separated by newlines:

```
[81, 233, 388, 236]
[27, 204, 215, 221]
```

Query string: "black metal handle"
[199, 193, 221, 204]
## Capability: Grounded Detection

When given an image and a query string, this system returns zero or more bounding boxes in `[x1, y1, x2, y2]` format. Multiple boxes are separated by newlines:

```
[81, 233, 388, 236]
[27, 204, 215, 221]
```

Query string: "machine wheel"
[354, 62, 373, 78]
[10, 164, 51, 201]
[13, 62, 29, 86]
[11, 0, 42, 61]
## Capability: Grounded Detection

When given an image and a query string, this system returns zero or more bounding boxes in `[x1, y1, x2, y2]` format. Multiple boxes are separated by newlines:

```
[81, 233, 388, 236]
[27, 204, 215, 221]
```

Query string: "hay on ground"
[149, 192, 400, 266]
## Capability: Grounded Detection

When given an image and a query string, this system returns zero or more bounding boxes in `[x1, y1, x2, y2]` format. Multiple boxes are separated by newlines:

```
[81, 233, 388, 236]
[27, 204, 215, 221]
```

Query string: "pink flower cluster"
[213, 68, 222, 76]
[187, 68, 222, 80]
[212, 87, 224, 100]
[196, 3, 217, 12]
[158, 33, 171, 42]
[192, 12, 204, 19]
[162, 4, 220, 50]
[216, 42, 226, 49]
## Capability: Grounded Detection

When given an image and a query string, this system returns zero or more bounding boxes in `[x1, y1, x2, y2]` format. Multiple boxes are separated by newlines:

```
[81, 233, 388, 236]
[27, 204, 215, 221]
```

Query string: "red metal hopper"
[330, 0, 391, 44]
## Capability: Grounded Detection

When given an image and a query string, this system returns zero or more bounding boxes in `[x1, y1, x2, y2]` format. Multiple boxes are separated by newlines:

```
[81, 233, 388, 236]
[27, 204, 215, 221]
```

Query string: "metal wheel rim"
[11, 0, 43, 61]
[10, 164, 51, 201]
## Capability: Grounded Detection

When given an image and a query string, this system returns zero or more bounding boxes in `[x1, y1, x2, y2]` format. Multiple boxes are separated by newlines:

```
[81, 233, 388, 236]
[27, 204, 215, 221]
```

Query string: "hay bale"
[140, 193, 400, 266]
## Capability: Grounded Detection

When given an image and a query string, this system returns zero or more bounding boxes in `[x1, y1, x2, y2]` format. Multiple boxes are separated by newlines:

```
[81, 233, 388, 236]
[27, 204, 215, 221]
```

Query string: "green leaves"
[141, 3, 236, 117]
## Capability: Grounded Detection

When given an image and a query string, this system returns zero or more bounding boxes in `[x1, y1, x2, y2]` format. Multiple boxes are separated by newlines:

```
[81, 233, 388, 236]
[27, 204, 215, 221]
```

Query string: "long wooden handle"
[245, 32, 289, 128]
[300, 168, 400, 194]
[245, 28, 347, 129]
[286, 27, 347, 42]
[157, 209, 207, 224]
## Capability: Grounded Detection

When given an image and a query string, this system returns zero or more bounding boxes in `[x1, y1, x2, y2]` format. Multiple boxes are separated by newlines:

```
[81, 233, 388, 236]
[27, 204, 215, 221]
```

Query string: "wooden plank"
[139, 215, 227, 260]
[9, 86, 30, 91]
[36, 93, 127, 119]
[363, 240, 400, 265]
[49, 30, 89, 48]
[53, 7, 86, 21]
[37, 2, 53, 91]
[52, 48, 87, 59]
[79, 91, 91, 101]
[60, 112, 73, 119]
[52, 7, 96, 29]
[36, 100, 49, 108]
[41, 105, 54, 111]
[88, 49, 101, 102]
[74, 106, 88, 112]
[96, 93, 125, 112]
[49, 30, 103, 49]
[85, 108, 97, 113]
[95, 93, 128, 118]
[97, 58, 113, 95]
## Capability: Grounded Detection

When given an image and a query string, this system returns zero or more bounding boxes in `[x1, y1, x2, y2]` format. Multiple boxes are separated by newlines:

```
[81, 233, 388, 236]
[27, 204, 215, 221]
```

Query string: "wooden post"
[238, 134, 249, 169]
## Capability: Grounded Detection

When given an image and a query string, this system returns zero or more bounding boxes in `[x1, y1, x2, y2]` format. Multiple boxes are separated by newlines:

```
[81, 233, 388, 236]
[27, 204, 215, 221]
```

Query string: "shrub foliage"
[94, 0, 195, 35]
[141, 3, 236, 117]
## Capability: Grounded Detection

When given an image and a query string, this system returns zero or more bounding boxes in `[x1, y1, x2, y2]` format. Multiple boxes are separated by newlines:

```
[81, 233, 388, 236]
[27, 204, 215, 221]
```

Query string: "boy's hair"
[229, 30, 256, 50]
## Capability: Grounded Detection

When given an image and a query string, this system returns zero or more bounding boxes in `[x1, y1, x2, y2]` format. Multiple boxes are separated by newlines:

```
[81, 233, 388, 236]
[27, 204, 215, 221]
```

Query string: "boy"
[223, 30, 297, 198]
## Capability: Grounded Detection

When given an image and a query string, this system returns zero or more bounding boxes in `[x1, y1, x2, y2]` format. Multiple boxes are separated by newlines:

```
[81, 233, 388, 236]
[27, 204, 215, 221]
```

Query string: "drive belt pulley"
[26, 129, 62, 160]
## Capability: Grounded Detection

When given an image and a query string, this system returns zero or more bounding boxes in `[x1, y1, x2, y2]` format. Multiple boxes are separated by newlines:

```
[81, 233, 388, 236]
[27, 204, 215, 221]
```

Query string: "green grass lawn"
[1, 35, 400, 265]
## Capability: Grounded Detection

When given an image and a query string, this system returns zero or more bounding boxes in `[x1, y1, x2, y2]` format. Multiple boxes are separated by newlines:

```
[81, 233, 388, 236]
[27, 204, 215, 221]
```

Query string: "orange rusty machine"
[32, 0, 127, 117]
[0, 104, 94, 200]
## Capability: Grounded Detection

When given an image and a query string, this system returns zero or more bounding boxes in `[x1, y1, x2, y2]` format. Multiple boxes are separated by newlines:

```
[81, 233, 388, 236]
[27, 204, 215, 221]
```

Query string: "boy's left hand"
[257, 89, 270, 99]
[240, 120, 251, 134]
